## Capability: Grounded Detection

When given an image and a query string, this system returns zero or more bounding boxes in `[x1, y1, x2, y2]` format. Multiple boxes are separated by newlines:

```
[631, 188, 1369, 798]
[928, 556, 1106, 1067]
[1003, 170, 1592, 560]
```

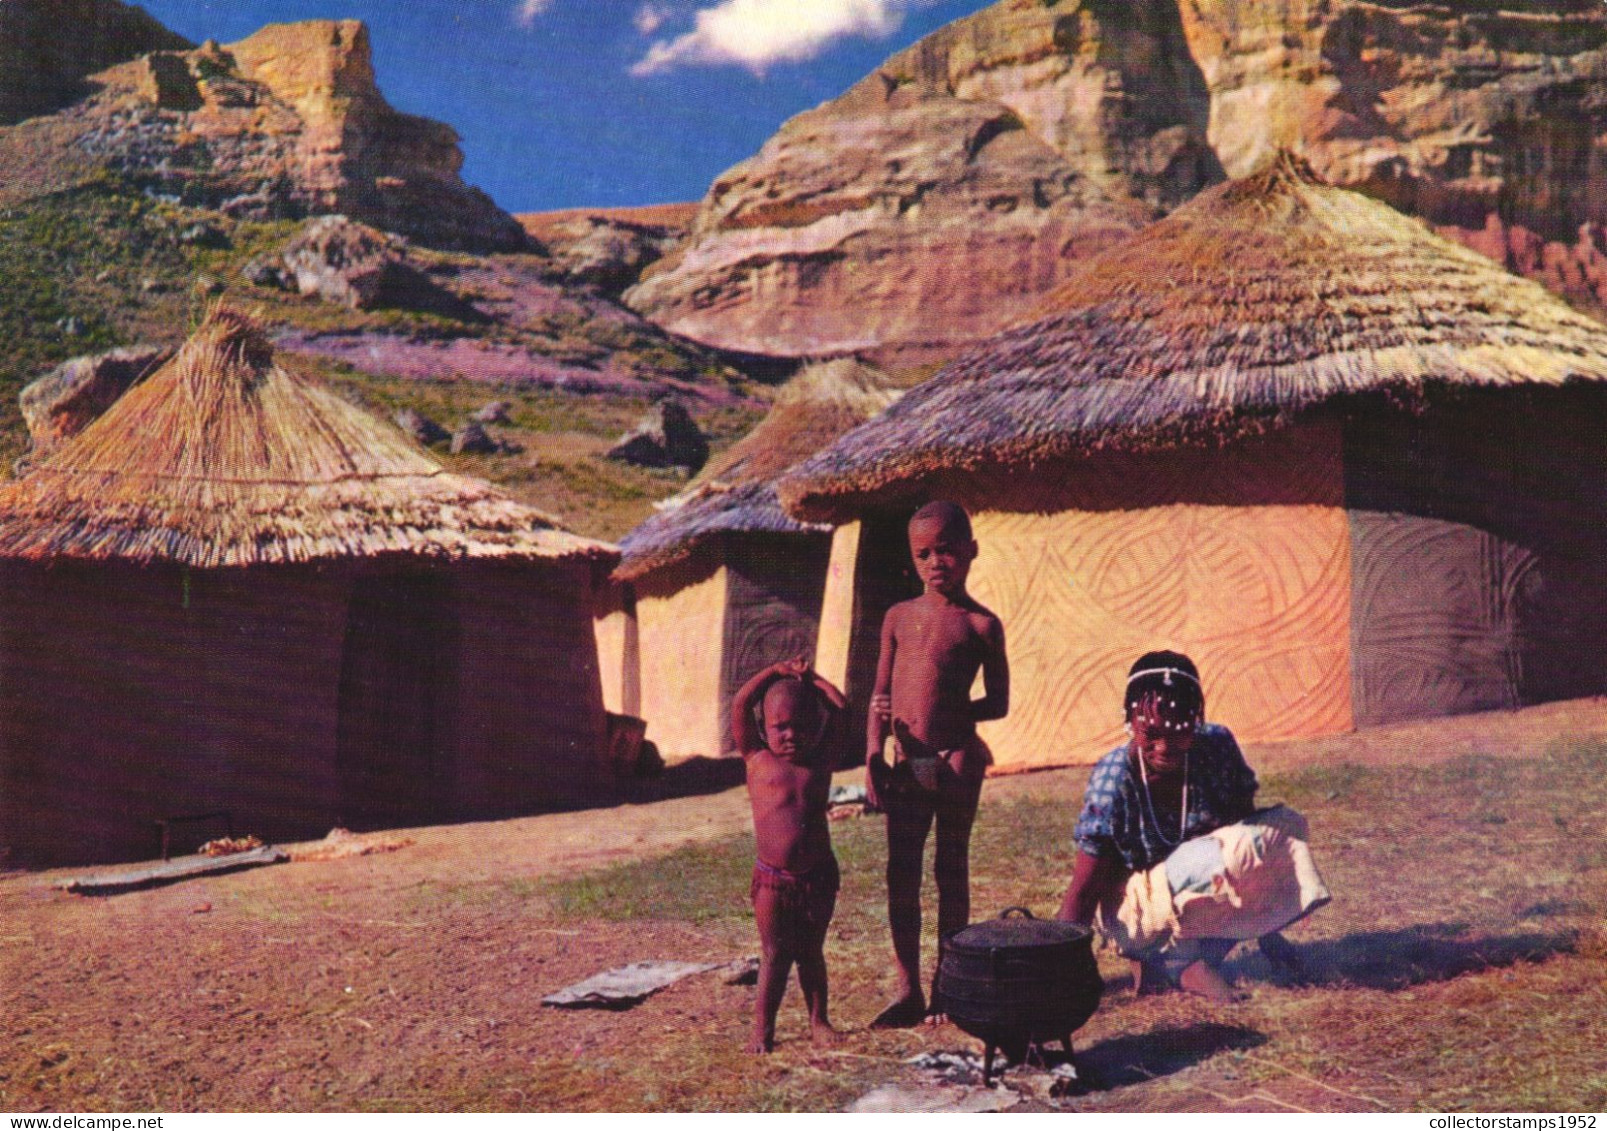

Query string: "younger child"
[732, 657, 848, 1054]
[866, 501, 1009, 1026]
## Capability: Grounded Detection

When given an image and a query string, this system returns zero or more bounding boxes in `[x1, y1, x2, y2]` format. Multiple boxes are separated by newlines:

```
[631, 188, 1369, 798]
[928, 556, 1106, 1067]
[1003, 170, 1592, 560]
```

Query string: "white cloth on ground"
[1100, 805, 1331, 955]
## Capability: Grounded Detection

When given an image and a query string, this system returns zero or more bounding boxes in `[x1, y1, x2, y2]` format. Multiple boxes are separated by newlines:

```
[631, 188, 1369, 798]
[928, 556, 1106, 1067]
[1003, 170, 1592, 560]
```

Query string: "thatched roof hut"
[598, 360, 897, 763]
[784, 153, 1607, 517]
[0, 310, 620, 867]
[780, 154, 1607, 769]
[0, 309, 610, 567]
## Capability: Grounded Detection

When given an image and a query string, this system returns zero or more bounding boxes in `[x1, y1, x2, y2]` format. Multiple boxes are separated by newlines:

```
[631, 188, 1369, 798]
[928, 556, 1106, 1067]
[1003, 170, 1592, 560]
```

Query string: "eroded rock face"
[20, 345, 174, 456]
[450, 421, 506, 456]
[629, 0, 1198, 364]
[0, 17, 526, 251]
[1181, 0, 1607, 311]
[631, 0, 1607, 363]
[0, 0, 191, 125]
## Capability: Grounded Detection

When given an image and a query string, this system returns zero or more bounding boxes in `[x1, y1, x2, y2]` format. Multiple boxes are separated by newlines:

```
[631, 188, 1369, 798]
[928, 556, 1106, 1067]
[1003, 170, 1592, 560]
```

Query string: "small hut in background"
[781, 154, 1607, 771]
[604, 360, 897, 763]
[0, 310, 619, 867]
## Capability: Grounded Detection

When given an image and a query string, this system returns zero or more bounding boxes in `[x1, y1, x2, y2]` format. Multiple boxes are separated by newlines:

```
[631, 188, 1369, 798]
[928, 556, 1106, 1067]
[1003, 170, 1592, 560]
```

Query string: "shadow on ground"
[1230, 922, 1578, 991]
[1074, 1023, 1267, 1091]
[618, 755, 747, 804]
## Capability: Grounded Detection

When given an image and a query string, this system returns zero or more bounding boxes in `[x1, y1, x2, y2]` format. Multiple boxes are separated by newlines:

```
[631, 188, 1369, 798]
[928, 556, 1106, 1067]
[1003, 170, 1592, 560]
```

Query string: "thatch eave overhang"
[614, 480, 829, 582]
[778, 370, 1607, 525]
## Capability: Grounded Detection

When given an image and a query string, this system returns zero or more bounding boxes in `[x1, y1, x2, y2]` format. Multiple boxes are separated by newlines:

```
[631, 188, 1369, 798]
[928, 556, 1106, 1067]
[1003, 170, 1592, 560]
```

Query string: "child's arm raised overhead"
[731, 659, 804, 757]
[971, 616, 1010, 723]
[806, 668, 848, 716]
[805, 668, 849, 762]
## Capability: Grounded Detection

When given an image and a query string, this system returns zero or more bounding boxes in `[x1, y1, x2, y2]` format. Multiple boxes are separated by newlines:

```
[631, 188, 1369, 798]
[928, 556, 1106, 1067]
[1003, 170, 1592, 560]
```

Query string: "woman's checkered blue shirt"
[1073, 724, 1258, 873]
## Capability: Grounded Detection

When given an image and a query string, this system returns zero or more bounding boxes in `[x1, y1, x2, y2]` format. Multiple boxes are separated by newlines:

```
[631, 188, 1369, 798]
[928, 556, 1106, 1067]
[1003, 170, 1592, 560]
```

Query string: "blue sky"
[133, 0, 998, 214]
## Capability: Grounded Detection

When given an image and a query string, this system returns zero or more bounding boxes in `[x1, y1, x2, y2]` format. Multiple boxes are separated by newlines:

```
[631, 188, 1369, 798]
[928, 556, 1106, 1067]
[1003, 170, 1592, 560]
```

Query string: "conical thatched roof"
[0, 309, 616, 567]
[616, 359, 897, 581]
[780, 153, 1607, 522]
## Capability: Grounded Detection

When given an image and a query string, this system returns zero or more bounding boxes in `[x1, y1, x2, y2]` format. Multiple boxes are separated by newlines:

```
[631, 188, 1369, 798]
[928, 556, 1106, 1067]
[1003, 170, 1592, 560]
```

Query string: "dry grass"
[536, 740, 1607, 1111]
[2, 721, 1603, 1112]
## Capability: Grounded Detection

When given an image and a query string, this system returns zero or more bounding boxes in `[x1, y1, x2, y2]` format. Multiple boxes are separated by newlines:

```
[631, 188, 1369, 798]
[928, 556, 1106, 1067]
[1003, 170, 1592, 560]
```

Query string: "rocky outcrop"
[607, 400, 708, 473]
[20, 344, 174, 456]
[240, 255, 291, 290]
[521, 205, 696, 297]
[394, 408, 449, 448]
[0, 17, 526, 250]
[449, 422, 502, 456]
[279, 215, 410, 309]
[631, 0, 1607, 363]
[0, 0, 190, 125]
[256, 215, 490, 319]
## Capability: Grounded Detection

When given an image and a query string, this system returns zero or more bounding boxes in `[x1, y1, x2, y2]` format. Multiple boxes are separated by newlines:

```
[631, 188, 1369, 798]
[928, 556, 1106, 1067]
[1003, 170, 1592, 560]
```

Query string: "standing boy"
[732, 658, 848, 1053]
[865, 501, 1009, 1026]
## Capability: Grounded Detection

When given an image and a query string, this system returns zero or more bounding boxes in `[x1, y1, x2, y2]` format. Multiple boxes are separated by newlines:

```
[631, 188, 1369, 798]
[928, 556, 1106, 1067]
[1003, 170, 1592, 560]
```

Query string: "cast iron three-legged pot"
[934, 907, 1104, 1085]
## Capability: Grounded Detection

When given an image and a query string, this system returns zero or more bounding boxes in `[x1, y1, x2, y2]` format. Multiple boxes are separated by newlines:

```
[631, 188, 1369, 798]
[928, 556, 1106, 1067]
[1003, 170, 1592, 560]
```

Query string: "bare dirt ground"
[3, 698, 1605, 1112]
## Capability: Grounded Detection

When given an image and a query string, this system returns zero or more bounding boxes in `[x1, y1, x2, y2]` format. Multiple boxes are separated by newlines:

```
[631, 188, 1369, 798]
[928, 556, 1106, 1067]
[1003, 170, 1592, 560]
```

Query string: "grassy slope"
[0, 180, 192, 465]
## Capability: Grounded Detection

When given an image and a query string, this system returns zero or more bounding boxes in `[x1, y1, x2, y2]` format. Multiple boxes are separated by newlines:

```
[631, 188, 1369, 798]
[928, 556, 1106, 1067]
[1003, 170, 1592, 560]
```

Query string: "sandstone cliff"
[629, 0, 1203, 364]
[1180, 0, 1607, 317]
[631, 0, 1607, 364]
[0, 17, 526, 251]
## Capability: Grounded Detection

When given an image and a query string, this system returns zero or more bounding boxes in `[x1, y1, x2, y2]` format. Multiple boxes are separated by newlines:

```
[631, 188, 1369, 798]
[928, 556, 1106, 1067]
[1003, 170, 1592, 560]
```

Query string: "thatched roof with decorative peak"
[780, 152, 1607, 523]
[0, 309, 617, 568]
[616, 358, 897, 581]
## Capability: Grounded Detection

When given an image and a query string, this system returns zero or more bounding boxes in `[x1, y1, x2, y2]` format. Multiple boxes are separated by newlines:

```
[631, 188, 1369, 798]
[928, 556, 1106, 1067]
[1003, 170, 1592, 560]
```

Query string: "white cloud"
[630, 0, 930, 77]
[634, 3, 672, 36]
[515, 0, 556, 27]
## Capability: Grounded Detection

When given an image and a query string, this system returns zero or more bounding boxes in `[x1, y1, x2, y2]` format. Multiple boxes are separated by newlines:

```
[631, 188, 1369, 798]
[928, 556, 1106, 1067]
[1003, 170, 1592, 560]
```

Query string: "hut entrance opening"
[716, 532, 833, 755]
[337, 570, 456, 830]
[842, 509, 921, 767]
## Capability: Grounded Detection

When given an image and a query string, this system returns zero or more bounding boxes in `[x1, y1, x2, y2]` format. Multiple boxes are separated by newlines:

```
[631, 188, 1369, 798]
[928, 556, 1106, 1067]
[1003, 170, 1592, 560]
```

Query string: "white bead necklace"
[1137, 745, 1190, 847]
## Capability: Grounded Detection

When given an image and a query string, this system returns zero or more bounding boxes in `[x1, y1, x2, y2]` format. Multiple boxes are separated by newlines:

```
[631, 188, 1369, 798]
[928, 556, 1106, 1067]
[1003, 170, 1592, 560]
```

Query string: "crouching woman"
[1057, 651, 1330, 1002]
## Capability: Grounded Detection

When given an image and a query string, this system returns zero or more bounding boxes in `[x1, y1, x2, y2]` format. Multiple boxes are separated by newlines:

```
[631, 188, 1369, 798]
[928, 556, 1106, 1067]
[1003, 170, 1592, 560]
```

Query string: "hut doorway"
[841, 509, 921, 765]
[337, 570, 456, 830]
[717, 533, 833, 754]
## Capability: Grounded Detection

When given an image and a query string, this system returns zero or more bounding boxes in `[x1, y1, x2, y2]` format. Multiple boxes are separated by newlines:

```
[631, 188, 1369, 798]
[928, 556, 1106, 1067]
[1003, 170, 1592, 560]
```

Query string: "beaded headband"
[1125, 666, 1201, 689]
[1125, 667, 1202, 732]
